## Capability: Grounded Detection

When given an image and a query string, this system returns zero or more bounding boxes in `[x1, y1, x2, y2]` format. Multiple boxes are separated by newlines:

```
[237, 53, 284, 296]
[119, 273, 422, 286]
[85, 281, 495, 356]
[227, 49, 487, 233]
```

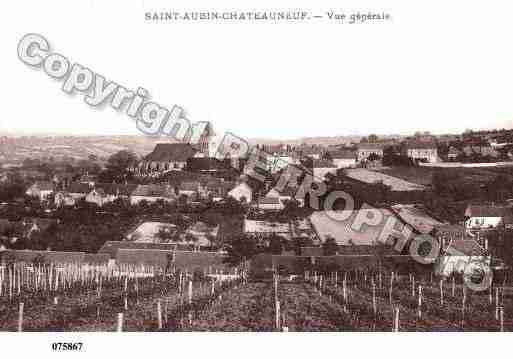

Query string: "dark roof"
[329, 150, 356, 159]
[67, 182, 91, 194]
[357, 143, 384, 150]
[29, 181, 54, 191]
[186, 157, 230, 171]
[95, 183, 138, 196]
[313, 159, 337, 168]
[144, 143, 197, 162]
[178, 181, 200, 192]
[466, 205, 511, 218]
[404, 141, 437, 149]
[258, 197, 282, 205]
[132, 184, 176, 198]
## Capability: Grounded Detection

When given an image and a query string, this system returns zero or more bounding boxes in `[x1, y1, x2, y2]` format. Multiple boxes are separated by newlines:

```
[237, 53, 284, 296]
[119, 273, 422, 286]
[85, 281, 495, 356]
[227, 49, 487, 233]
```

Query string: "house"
[228, 182, 252, 203]
[205, 180, 236, 201]
[402, 141, 438, 163]
[296, 145, 324, 160]
[257, 196, 284, 211]
[464, 205, 512, 230]
[22, 218, 58, 239]
[177, 181, 204, 199]
[312, 159, 337, 180]
[328, 150, 357, 168]
[243, 219, 291, 240]
[137, 143, 198, 174]
[85, 188, 108, 207]
[126, 222, 178, 242]
[356, 143, 384, 162]
[266, 186, 303, 206]
[25, 181, 54, 201]
[66, 182, 92, 201]
[185, 221, 219, 247]
[130, 184, 176, 205]
[447, 146, 461, 160]
[436, 239, 489, 277]
[54, 191, 77, 207]
[98, 183, 138, 202]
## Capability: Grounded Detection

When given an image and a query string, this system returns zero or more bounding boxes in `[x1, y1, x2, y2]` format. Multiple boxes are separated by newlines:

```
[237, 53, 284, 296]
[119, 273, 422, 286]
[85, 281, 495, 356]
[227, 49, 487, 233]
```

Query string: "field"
[375, 166, 507, 188]
[1, 262, 511, 332]
[345, 169, 426, 191]
[190, 272, 513, 331]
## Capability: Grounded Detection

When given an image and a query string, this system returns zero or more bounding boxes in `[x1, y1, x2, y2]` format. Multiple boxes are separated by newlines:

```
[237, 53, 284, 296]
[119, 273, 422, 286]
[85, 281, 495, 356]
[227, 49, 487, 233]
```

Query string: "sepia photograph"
[1, 0, 513, 357]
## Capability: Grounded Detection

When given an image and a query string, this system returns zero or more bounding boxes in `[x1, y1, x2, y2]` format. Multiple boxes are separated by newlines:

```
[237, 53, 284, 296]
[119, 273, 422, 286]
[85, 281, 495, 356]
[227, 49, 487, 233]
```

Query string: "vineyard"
[0, 262, 511, 332]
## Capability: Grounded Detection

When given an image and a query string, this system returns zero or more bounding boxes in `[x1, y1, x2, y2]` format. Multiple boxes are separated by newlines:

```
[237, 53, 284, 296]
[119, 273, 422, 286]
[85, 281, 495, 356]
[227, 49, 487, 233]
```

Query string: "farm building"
[402, 141, 439, 163]
[130, 184, 176, 205]
[126, 222, 178, 242]
[66, 182, 91, 201]
[204, 179, 236, 201]
[228, 182, 252, 203]
[98, 241, 191, 259]
[244, 219, 291, 240]
[115, 249, 229, 272]
[25, 181, 54, 201]
[185, 221, 219, 247]
[356, 143, 384, 161]
[137, 143, 199, 174]
[256, 196, 284, 211]
[327, 149, 357, 168]
[464, 204, 513, 230]
[177, 181, 204, 199]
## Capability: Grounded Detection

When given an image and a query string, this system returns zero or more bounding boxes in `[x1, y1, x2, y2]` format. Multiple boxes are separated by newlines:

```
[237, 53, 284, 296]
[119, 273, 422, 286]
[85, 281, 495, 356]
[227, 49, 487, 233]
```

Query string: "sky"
[1, 0, 513, 140]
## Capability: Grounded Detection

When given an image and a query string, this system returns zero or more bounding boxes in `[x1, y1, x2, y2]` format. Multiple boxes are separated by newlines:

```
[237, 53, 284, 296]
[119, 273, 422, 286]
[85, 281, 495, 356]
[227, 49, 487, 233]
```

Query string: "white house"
[85, 188, 108, 207]
[464, 205, 512, 230]
[257, 196, 284, 211]
[312, 160, 337, 180]
[130, 184, 176, 205]
[328, 150, 357, 168]
[25, 181, 54, 201]
[54, 191, 76, 207]
[403, 141, 438, 163]
[228, 182, 252, 203]
[356, 143, 384, 162]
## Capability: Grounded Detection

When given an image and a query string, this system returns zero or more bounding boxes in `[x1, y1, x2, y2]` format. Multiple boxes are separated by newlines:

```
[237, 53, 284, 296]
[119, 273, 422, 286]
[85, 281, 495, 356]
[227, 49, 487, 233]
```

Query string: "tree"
[322, 235, 338, 256]
[100, 150, 138, 183]
[267, 234, 285, 255]
[224, 235, 261, 266]
[367, 134, 379, 143]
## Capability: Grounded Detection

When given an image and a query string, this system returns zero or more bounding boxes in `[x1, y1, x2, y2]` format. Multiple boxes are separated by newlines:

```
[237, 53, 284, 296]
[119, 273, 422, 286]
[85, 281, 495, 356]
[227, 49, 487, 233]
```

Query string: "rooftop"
[144, 143, 197, 162]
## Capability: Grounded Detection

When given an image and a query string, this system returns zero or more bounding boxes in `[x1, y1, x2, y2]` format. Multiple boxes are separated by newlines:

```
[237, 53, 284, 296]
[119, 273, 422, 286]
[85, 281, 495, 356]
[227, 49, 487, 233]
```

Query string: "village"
[1, 127, 513, 280]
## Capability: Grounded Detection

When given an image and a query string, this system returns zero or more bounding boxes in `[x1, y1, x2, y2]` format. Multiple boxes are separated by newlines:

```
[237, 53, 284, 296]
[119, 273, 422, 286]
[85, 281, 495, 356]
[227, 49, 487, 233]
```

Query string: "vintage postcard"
[0, 0, 512, 357]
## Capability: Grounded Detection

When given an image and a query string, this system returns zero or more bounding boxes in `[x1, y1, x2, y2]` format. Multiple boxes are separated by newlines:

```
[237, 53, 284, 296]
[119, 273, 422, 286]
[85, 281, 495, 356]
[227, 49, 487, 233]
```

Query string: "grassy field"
[345, 169, 426, 191]
[375, 166, 505, 188]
